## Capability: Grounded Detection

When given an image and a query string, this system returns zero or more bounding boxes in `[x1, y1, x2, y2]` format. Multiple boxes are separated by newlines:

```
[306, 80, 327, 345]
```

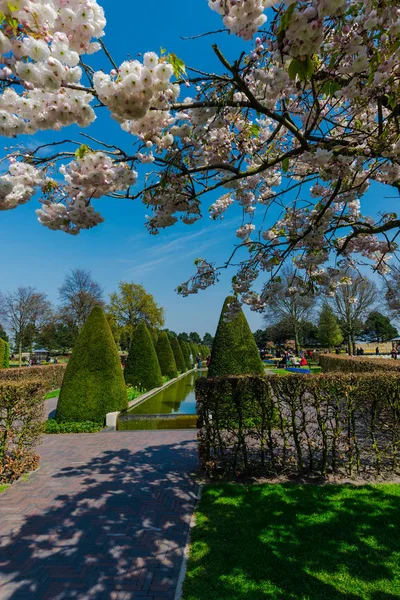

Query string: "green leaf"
[321, 80, 341, 98]
[0, 10, 5, 23]
[278, 2, 297, 33]
[160, 46, 166, 55]
[74, 144, 92, 159]
[250, 123, 260, 138]
[167, 53, 186, 79]
[288, 57, 314, 82]
[282, 157, 290, 172]
[7, 2, 19, 12]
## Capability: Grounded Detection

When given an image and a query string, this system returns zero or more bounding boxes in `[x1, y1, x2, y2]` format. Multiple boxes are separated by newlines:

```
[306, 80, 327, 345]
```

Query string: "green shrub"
[208, 296, 265, 377]
[0, 339, 4, 370]
[170, 336, 187, 373]
[126, 385, 145, 402]
[3, 342, 9, 368]
[45, 419, 102, 434]
[0, 364, 65, 391]
[180, 339, 192, 370]
[124, 321, 163, 390]
[156, 331, 178, 379]
[319, 354, 400, 373]
[56, 307, 128, 423]
[0, 379, 45, 483]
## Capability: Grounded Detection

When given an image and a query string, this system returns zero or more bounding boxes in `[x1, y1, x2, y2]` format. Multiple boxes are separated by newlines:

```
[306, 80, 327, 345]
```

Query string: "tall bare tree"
[330, 273, 377, 355]
[0, 287, 52, 366]
[262, 268, 316, 355]
[59, 268, 104, 331]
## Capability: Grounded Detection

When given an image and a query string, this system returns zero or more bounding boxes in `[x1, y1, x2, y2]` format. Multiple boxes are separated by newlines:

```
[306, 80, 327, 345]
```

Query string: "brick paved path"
[0, 430, 198, 600]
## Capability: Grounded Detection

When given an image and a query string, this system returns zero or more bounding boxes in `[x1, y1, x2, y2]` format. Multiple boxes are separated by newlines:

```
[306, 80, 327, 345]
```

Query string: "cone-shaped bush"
[0, 339, 5, 370]
[3, 341, 9, 368]
[125, 321, 163, 390]
[208, 296, 265, 377]
[56, 307, 128, 422]
[180, 339, 191, 370]
[170, 336, 186, 373]
[189, 342, 198, 360]
[156, 331, 178, 379]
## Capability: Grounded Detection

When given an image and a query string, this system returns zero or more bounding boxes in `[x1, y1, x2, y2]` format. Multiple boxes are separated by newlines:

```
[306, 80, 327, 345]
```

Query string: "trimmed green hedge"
[45, 419, 102, 434]
[179, 339, 191, 370]
[56, 307, 128, 423]
[197, 372, 400, 478]
[208, 296, 264, 377]
[156, 331, 178, 379]
[124, 321, 163, 390]
[3, 342, 9, 368]
[0, 364, 65, 392]
[0, 339, 5, 370]
[170, 336, 187, 373]
[319, 354, 400, 373]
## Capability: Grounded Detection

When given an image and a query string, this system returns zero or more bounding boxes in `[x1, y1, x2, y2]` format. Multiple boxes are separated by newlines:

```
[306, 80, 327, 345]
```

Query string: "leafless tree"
[385, 271, 400, 324]
[262, 267, 316, 355]
[59, 268, 104, 330]
[330, 273, 377, 355]
[0, 287, 52, 366]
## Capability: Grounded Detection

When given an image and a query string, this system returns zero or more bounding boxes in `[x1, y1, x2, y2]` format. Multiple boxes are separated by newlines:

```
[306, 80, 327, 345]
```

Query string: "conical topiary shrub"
[125, 321, 163, 390]
[3, 341, 9, 368]
[170, 336, 187, 373]
[0, 339, 5, 370]
[180, 339, 191, 370]
[56, 307, 128, 423]
[208, 296, 265, 377]
[156, 331, 178, 379]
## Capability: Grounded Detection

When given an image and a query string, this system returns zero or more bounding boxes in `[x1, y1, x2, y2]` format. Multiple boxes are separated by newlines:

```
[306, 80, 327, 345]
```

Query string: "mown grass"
[45, 388, 60, 399]
[0, 484, 9, 494]
[182, 483, 400, 600]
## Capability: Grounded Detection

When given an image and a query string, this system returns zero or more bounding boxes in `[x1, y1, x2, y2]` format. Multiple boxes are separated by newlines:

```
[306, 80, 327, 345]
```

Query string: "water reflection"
[127, 370, 205, 416]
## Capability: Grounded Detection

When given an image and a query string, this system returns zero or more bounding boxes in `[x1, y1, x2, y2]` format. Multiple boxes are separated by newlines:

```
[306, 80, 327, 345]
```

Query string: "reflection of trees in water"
[133, 372, 201, 415]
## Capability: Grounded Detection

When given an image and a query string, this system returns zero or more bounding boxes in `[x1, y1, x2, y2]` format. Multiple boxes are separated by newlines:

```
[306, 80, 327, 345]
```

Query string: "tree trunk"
[294, 328, 300, 356]
[18, 340, 22, 368]
[347, 334, 352, 356]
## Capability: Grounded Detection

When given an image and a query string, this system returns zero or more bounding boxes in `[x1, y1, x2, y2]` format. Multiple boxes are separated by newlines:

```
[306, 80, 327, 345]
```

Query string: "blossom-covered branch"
[0, 0, 399, 307]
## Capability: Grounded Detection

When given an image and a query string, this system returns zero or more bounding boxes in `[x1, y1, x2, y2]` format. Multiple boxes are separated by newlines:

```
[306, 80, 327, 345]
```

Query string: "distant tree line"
[254, 268, 399, 355]
[0, 268, 213, 365]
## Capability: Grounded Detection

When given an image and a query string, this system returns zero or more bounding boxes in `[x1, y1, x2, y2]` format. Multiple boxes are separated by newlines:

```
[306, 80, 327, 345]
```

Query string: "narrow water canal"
[117, 370, 205, 430]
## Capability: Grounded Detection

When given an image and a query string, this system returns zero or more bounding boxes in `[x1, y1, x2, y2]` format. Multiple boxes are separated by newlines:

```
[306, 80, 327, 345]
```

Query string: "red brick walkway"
[0, 431, 198, 599]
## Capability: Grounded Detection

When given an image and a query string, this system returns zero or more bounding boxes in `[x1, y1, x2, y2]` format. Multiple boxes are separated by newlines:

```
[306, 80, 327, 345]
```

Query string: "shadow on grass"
[0, 437, 198, 599]
[183, 483, 400, 600]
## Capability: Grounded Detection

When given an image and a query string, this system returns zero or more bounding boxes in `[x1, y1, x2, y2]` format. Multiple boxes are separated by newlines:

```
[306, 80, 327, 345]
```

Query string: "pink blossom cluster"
[0, 161, 41, 210]
[93, 53, 179, 134]
[208, 0, 270, 40]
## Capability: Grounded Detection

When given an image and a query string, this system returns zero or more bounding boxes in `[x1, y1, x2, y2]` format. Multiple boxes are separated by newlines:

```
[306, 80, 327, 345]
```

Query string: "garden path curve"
[0, 430, 198, 600]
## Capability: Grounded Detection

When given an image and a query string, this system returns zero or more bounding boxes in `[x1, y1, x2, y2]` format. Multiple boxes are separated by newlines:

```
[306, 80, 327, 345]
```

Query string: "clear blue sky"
[0, 1, 394, 336]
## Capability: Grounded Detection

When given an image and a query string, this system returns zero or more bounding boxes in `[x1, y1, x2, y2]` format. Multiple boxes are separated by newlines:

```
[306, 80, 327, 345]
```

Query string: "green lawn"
[45, 389, 60, 399]
[182, 483, 400, 600]
[0, 484, 9, 494]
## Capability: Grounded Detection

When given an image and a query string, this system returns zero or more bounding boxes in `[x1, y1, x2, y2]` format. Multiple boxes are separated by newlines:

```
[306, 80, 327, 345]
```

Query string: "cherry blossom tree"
[0, 0, 399, 312]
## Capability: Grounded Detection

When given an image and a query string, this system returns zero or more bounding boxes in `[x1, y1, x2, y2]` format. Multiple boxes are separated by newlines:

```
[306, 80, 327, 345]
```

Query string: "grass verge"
[182, 483, 400, 600]
[45, 388, 60, 399]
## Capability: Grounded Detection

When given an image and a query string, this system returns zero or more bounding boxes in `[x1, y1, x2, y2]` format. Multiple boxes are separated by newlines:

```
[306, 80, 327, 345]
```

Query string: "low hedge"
[45, 419, 103, 434]
[0, 379, 45, 483]
[0, 364, 66, 392]
[319, 354, 400, 373]
[197, 372, 400, 479]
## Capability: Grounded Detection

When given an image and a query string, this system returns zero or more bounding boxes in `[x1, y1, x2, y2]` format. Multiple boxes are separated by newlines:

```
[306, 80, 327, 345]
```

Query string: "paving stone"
[0, 430, 198, 599]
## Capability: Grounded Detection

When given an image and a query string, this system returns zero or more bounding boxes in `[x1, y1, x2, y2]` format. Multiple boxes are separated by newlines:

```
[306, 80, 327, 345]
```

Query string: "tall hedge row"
[56, 307, 127, 423]
[170, 336, 187, 373]
[208, 296, 264, 377]
[125, 321, 163, 390]
[197, 372, 400, 478]
[156, 331, 178, 379]
[319, 354, 400, 373]
[0, 363, 65, 390]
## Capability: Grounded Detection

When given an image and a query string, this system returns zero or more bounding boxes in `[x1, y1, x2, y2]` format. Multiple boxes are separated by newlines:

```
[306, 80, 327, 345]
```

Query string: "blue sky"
[0, 1, 395, 335]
